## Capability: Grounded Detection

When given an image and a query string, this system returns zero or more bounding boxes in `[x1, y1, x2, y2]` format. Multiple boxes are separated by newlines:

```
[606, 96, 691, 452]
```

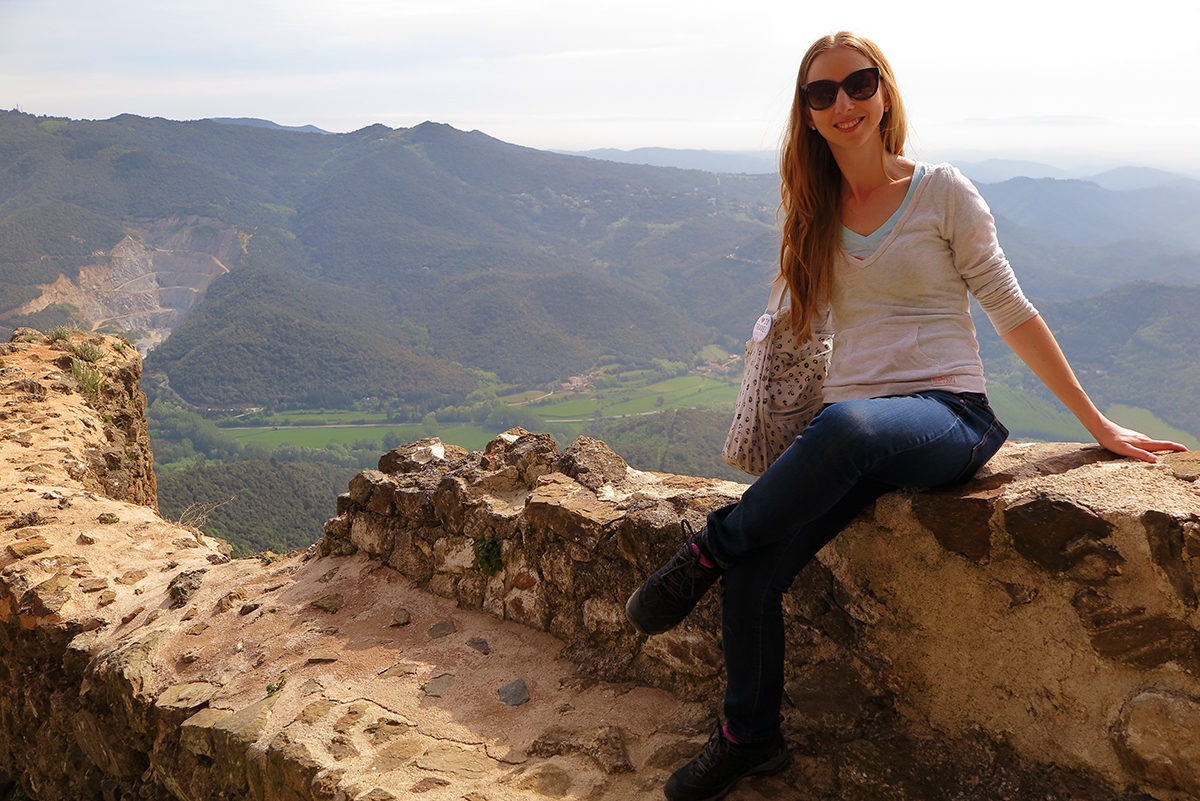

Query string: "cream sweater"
[823, 162, 1038, 402]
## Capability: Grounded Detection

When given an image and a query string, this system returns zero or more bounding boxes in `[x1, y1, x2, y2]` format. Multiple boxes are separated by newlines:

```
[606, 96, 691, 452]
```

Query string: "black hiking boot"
[625, 520, 721, 635]
[664, 723, 790, 801]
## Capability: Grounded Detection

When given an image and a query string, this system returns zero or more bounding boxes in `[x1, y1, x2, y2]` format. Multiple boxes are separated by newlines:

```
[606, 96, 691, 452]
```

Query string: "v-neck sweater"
[841, 162, 927, 257]
[823, 162, 1038, 402]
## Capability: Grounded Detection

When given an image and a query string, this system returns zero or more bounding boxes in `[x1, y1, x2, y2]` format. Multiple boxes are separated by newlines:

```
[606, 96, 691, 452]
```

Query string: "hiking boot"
[625, 520, 721, 635]
[664, 723, 790, 801]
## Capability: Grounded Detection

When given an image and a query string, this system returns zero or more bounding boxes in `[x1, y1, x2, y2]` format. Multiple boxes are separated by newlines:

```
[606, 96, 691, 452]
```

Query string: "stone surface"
[1113, 690, 1200, 793]
[426, 619, 456, 639]
[422, 673, 455, 697]
[498, 678, 530, 706]
[4, 333, 1200, 801]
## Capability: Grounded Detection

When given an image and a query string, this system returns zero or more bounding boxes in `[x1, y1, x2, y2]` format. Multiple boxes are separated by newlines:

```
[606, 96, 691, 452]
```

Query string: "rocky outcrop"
[4, 330, 1200, 800]
[2, 328, 156, 506]
[12, 217, 242, 352]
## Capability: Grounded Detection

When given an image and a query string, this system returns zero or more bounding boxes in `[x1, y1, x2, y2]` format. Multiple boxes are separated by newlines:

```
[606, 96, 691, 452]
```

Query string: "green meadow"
[534, 374, 739, 420]
[223, 373, 743, 453]
[225, 422, 499, 452]
[221, 372, 1197, 456]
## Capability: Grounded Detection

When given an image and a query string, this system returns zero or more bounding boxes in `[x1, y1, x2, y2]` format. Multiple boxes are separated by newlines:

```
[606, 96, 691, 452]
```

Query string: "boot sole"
[666, 748, 792, 801]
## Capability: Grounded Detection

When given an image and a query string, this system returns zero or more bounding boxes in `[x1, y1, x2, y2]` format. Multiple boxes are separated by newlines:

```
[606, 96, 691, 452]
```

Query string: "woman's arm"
[1000, 314, 1187, 463]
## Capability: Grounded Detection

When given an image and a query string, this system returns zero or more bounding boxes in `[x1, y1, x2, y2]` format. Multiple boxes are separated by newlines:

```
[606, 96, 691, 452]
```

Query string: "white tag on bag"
[751, 313, 773, 343]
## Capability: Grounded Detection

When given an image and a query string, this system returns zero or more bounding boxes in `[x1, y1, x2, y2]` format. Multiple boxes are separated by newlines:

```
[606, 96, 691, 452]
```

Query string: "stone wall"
[323, 431, 1200, 800]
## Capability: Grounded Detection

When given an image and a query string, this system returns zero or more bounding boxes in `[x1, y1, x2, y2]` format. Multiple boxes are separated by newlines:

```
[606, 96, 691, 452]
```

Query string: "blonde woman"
[626, 31, 1185, 801]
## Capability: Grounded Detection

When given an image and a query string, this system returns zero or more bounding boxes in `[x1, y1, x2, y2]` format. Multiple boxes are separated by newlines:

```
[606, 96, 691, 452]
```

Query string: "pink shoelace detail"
[690, 542, 717, 570]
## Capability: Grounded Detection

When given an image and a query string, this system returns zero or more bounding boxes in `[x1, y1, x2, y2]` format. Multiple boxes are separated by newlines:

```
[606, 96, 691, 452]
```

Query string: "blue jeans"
[703, 391, 1008, 742]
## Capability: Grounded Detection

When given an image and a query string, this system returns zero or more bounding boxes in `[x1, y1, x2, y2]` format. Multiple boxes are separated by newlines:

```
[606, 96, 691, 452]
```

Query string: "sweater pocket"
[831, 322, 940, 388]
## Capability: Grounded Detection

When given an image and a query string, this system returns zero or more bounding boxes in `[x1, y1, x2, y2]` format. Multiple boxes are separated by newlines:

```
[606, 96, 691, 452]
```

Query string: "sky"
[3, 0, 1199, 175]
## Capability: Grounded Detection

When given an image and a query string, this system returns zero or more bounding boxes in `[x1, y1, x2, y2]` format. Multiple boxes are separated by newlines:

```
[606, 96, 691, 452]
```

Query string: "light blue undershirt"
[842, 162, 927, 259]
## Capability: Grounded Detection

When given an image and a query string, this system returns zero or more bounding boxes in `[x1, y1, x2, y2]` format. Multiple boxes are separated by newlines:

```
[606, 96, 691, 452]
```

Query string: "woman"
[625, 31, 1185, 801]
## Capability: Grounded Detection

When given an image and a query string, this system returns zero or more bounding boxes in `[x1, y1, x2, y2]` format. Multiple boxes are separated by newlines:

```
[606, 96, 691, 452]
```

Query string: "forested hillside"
[978, 282, 1200, 437]
[0, 111, 779, 410]
[156, 459, 352, 555]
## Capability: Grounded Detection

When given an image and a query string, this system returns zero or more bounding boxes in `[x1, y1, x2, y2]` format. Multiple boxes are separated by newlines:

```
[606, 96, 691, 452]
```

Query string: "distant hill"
[1081, 166, 1200, 191]
[1, 110, 1198, 427]
[949, 159, 1080, 184]
[978, 176, 1200, 250]
[564, 147, 778, 175]
[206, 117, 332, 135]
[570, 152, 1200, 189]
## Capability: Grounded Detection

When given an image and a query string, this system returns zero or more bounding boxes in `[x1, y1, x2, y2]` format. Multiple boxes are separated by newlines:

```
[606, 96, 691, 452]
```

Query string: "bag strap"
[766, 275, 787, 314]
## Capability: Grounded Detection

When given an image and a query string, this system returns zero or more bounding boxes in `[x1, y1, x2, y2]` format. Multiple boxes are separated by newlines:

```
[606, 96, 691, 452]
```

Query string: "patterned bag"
[722, 280, 832, 475]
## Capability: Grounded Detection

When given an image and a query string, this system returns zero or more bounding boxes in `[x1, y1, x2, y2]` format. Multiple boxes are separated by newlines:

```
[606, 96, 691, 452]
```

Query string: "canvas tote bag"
[722, 278, 832, 475]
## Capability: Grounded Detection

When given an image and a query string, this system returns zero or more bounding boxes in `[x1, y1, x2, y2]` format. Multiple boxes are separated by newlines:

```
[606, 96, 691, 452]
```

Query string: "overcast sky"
[3, 0, 1198, 175]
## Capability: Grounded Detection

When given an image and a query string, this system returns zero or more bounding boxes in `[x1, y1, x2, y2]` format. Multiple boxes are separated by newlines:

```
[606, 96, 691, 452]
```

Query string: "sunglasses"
[800, 66, 881, 111]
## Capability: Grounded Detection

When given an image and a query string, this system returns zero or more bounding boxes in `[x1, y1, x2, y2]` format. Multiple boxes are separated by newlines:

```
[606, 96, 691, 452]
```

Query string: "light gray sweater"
[823, 162, 1038, 402]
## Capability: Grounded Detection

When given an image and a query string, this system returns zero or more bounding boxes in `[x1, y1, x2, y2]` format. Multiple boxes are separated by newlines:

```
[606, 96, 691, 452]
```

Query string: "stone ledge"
[323, 431, 1200, 800]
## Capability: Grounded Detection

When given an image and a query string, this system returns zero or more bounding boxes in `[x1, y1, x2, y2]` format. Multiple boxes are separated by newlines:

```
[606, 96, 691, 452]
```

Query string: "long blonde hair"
[779, 32, 908, 337]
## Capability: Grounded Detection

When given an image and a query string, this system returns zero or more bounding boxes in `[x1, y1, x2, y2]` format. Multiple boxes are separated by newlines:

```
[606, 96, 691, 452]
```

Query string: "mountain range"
[1, 110, 1198, 437]
[565, 145, 1200, 188]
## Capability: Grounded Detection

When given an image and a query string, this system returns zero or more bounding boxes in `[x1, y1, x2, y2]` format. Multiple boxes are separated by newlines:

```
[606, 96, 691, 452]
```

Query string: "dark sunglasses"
[800, 66, 881, 111]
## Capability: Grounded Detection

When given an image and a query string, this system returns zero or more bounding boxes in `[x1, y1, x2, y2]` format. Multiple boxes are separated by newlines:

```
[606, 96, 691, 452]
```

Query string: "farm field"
[220, 373, 1198, 456]
[222, 373, 742, 452]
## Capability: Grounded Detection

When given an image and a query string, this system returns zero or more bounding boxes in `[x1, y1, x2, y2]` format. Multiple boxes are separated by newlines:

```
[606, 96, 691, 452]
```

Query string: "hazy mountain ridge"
[562, 146, 779, 175]
[563, 148, 1200, 188]
[207, 117, 332, 135]
[0, 111, 780, 408]
[1, 111, 1197, 427]
[979, 176, 1200, 250]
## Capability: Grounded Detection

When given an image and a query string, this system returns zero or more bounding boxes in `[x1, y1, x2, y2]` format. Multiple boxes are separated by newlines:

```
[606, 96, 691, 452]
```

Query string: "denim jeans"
[703, 391, 1008, 742]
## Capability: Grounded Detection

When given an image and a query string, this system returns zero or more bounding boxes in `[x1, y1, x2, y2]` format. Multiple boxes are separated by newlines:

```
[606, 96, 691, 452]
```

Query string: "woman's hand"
[1091, 419, 1187, 464]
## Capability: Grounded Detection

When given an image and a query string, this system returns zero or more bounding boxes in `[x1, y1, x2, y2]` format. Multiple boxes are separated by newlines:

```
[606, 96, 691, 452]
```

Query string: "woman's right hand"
[1090, 418, 1187, 463]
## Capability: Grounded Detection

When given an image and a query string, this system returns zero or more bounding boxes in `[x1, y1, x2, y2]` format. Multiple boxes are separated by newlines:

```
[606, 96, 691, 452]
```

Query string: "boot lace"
[658, 520, 711, 592]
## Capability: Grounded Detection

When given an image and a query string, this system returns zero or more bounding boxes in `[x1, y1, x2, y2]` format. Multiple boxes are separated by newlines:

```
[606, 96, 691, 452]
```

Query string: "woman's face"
[804, 47, 889, 152]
